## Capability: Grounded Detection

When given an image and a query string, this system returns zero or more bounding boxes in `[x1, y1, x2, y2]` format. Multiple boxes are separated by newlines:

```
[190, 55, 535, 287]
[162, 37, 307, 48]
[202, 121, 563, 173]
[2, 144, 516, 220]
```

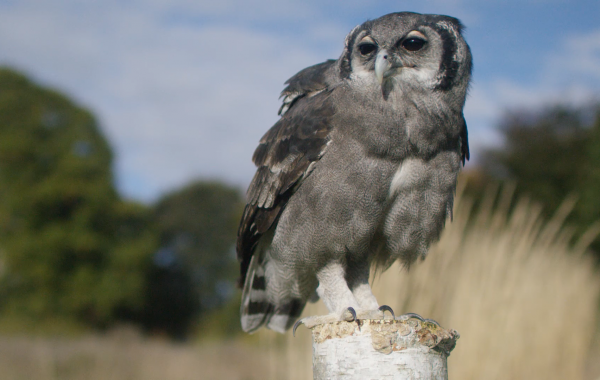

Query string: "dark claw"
[292, 319, 303, 337]
[423, 318, 441, 327]
[344, 307, 357, 322]
[378, 305, 395, 319]
[397, 312, 425, 322]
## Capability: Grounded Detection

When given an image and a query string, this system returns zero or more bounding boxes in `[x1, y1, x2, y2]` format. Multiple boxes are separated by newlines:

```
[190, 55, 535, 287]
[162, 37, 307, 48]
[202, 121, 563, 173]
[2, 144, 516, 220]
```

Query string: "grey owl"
[238, 12, 472, 333]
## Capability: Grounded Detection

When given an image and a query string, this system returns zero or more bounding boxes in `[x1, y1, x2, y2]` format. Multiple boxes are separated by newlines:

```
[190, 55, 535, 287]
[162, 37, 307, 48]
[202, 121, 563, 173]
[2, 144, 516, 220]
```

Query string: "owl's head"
[339, 12, 472, 106]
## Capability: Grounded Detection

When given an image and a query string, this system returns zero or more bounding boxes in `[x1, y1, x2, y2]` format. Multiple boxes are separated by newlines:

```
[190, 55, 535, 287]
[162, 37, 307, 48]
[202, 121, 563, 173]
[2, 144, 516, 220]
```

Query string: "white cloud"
[463, 28, 600, 160]
[0, 0, 344, 201]
[0, 1, 598, 200]
[549, 30, 600, 83]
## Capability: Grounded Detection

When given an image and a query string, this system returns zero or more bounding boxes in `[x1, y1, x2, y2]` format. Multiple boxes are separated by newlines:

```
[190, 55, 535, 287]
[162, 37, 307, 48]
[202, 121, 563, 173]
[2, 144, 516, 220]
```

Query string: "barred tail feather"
[266, 298, 305, 333]
[241, 256, 272, 333]
[241, 256, 307, 333]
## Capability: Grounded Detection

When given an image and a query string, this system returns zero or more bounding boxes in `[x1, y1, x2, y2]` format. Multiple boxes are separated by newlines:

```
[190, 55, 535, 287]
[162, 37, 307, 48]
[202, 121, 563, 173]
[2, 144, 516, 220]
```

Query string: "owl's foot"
[292, 306, 397, 336]
[350, 305, 395, 320]
[293, 307, 358, 336]
[396, 312, 440, 327]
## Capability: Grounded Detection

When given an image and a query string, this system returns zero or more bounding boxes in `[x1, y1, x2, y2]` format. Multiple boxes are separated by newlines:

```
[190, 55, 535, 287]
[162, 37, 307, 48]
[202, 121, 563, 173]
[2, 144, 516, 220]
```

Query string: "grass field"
[1, 185, 599, 380]
[0, 330, 272, 380]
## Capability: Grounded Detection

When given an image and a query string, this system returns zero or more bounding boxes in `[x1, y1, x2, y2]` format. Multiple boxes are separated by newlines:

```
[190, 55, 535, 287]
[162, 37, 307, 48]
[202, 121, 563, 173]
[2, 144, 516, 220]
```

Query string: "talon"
[342, 307, 357, 322]
[423, 318, 441, 327]
[292, 319, 304, 337]
[378, 305, 395, 319]
[397, 312, 424, 322]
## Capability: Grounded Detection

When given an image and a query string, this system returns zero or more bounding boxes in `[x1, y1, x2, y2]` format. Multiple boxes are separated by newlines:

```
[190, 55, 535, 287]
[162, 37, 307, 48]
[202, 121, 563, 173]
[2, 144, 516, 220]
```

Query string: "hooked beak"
[375, 49, 401, 85]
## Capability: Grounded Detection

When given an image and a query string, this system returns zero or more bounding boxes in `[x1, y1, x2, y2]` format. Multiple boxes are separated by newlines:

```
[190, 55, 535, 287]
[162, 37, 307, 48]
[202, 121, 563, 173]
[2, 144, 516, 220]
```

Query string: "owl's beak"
[375, 50, 401, 85]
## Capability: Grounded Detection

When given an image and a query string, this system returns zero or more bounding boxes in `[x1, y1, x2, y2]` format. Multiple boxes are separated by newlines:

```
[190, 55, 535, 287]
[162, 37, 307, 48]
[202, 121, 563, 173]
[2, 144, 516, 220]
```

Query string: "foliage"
[479, 103, 600, 254]
[0, 67, 157, 327]
[0, 186, 597, 380]
[0, 67, 246, 337]
[142, 181, 244, 337]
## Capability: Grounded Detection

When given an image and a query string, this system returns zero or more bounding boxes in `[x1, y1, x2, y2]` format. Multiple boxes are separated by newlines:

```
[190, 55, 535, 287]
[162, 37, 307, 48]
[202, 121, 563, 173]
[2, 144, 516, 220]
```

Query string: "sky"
[0, 0, 599, 202]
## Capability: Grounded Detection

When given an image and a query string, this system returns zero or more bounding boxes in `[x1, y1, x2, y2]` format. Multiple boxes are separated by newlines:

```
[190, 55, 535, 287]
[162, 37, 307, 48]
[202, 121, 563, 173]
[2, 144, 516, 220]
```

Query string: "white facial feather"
[397, 67, 438, 87]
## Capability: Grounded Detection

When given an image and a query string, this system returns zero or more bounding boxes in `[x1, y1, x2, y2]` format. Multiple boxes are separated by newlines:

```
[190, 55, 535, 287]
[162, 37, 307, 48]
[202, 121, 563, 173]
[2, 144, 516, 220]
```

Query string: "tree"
[479, 103, 600, 255]
[142, 181, 244, 337]
[578, 110, 600, 228]
[0, 67, 156, 327]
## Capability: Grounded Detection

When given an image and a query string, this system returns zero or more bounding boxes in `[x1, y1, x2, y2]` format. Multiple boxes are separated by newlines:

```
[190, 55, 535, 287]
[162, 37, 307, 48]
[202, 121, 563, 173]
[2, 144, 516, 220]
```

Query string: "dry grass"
[270, 184, 600, 380]
[0, 327, 271, 380]
[0, 184, 599, 380]
[375, 185, 600, 380]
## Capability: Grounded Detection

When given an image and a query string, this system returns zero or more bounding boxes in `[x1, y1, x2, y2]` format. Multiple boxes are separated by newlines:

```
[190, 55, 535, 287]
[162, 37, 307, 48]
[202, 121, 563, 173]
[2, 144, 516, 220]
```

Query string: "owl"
[237, 12, 472, 333]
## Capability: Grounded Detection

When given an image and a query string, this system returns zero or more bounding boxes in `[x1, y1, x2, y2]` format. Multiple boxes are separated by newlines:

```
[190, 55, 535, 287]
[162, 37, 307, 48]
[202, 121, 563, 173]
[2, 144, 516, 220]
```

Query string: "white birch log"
[310, 318, 459, 380]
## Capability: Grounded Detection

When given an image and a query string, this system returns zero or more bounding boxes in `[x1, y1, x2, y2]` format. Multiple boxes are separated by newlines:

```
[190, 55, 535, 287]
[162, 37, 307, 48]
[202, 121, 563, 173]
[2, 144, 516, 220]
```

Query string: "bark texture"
[311, 319, 458, 379]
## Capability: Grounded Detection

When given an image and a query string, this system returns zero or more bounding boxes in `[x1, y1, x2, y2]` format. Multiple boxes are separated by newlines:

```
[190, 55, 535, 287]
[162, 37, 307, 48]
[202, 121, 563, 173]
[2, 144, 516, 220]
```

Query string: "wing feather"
[278, 59, 338, 116]
[237, 88, 336, 285]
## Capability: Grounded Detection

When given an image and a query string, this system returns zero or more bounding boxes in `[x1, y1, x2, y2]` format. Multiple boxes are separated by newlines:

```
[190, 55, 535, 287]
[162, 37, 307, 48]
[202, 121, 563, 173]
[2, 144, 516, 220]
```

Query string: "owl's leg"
[316, 261, 361, 313]
[292, 262, 360, 336]
[345, 260, 378, 310]
[345, 261, 395, 320]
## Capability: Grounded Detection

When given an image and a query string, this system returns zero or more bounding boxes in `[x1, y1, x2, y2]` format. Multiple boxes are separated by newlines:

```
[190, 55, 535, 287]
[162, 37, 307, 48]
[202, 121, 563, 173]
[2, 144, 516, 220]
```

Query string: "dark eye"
[402, 37, 426, 51]
[358, 43, 377, 55]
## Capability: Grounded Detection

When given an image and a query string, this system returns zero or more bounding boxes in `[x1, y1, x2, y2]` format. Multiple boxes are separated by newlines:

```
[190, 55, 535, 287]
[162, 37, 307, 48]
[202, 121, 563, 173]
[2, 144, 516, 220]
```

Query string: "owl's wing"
[278, 59, 338, 115]
[237, 87, 336, 285]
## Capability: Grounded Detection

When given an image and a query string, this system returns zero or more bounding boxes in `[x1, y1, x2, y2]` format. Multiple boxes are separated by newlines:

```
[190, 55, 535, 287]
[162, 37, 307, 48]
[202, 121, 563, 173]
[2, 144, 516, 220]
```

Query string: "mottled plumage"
[238, 12, 472, 333]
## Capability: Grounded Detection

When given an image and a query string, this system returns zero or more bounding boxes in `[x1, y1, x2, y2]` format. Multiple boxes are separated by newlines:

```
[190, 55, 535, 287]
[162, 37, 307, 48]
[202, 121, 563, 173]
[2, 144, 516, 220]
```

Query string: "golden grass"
[0, 327, 271, 380]
[269, 184, 600, 380]
[0, 184, 598, 380]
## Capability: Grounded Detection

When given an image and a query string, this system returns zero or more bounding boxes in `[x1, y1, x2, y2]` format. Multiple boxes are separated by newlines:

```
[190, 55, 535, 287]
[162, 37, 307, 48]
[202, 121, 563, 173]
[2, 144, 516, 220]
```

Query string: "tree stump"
[310, 318, 459, 379]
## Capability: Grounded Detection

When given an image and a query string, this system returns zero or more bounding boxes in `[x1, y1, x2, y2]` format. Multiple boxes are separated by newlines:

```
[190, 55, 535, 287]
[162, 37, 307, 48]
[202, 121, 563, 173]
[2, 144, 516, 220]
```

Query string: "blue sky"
[0, 0, 599, 202]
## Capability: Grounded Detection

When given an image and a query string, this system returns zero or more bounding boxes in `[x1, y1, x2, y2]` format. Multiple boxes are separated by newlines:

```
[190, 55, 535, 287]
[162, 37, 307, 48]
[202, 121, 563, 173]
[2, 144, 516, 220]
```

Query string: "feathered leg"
[292, 262, 360, 335]
[346, 260, 394, 320]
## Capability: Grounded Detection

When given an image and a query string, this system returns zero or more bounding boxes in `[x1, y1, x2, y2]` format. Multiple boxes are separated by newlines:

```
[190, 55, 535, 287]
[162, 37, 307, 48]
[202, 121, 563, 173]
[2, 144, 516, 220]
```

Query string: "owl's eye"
[358, 43, 377, 56]
[402, 37, 426, 51]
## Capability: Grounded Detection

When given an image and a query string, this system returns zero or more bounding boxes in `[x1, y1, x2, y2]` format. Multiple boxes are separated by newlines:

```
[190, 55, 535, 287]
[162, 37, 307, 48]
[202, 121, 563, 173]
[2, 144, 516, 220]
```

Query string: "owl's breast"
[378, 151, 461, 265]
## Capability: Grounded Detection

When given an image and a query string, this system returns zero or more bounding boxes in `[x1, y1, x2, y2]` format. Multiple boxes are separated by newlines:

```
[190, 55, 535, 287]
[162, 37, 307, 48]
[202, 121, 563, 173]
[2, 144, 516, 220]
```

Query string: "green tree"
[0, 67, 156, 327]
[480, 103, 600, 254]
[144, 181, 244, 337]
[579, 111, 600, 228]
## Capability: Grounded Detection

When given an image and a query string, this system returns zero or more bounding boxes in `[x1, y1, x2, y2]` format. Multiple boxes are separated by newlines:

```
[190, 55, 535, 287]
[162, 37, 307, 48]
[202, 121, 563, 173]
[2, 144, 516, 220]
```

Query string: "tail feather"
[241, 256, 306, 333]
[266, 298, 305, 333]
[241, 256, 272, 333]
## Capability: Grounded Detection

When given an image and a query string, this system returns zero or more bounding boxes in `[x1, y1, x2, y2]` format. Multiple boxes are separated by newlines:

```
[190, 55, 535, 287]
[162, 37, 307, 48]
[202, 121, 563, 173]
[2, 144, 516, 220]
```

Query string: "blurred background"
[0, 0, 599, 379]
